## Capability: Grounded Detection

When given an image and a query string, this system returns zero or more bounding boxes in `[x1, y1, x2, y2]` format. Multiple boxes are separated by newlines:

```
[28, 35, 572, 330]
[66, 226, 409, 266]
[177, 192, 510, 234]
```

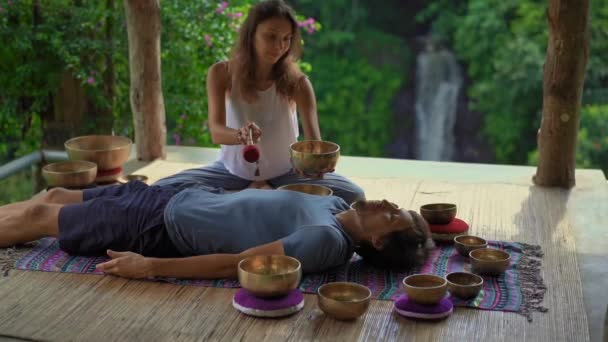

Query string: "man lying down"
[0, 181, 434, 279]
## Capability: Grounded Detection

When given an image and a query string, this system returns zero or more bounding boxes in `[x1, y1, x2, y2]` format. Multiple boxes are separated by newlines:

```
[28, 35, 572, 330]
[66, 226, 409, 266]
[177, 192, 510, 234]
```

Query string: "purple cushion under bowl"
[232, 289, 305, 318]
[394, 295, 453, 320]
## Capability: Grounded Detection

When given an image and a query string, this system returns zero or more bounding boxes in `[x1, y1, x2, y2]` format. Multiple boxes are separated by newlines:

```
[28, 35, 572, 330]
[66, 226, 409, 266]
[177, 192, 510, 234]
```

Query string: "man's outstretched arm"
[96, 240, 285, 280]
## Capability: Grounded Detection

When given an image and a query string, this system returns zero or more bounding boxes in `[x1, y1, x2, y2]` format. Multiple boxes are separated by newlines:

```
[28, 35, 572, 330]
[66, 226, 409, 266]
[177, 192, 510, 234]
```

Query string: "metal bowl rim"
[454, 234, 488, 246]
[469, 248, 512, 262]
[420, 203, 457, 211]
[402, 274, 447, 290]
[317, 282, 372, 303]
[237, 255, 302, 277]
[42, 160, 98, 175]
[64, 135, 133, 152]
[445, 272, 484, 287]
[289, 140, 341, 155]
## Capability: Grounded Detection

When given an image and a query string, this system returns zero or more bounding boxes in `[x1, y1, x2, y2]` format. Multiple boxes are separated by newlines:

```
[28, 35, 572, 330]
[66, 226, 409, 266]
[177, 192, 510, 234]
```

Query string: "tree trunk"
[123, 0, 166, 161]
[50, 71, 87, 146]
[534, 0, 590, 188]
[100, 0, 116, 133]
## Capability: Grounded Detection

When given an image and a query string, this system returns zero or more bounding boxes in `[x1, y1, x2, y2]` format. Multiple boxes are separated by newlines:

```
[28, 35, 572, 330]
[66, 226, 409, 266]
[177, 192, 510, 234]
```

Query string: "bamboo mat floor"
[0, 156, 605, 341]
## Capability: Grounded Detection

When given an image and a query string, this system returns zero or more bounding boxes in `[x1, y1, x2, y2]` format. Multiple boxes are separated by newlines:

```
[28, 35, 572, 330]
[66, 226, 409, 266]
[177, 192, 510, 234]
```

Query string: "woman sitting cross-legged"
[153, 0, 365, 204]
[0, 181, 434, 279]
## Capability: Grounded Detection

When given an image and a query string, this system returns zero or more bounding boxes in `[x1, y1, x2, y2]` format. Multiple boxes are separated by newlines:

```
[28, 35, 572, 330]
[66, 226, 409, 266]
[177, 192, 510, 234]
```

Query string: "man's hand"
[96, 250, 153, 279]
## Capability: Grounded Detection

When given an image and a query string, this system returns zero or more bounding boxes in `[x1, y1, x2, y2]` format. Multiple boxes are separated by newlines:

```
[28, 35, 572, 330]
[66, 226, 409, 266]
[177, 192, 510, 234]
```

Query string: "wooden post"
[534, 0, 590, 188]
[124, 0, 166, 161]
[101, 0, 116, 133]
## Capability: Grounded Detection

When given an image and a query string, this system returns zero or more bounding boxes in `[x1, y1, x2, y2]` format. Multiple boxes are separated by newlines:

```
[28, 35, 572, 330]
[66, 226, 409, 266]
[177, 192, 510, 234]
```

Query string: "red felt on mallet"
[242, 127, 260, 163]
[243, 144, 260, 163]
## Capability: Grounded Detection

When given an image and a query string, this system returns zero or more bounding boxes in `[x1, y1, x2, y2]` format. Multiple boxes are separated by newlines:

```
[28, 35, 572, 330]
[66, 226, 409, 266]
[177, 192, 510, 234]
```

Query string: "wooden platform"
[0, 148, 606, 341]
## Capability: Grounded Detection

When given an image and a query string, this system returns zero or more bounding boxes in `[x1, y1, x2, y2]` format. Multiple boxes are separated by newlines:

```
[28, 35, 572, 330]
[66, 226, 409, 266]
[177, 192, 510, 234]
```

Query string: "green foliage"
[0, 1, 258, 158]
[0, 1, 117, 161]
[294, 0, 410, 156]
[161, 1, 255, 147]
[311, 57, 402, 156]
[296, 0, 366, 53]
[2, 0, 605, 192]
[586, 0, 608, 89]
[420, 0, 608, 166]
[576, 105, 608, 174]
[355, 28, 412, 77]
[0, 168, 37, 205]
[454, 0, 545, 164]
[0, 0, 407, 164]
[0, 0, 124, 162]
[0, 1, 253, 201]
[528, 105, 608, 177]
[0, 106, 41, 159]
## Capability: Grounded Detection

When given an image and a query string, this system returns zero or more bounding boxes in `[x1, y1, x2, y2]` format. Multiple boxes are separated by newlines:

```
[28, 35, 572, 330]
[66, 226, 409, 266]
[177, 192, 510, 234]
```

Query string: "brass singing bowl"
[42, 161, 97, 188]
[289, 140, 340, 176]
[420, 203, 457, 224]
[65, 135, 132, 170]
[237, 255, 302, 298]
[454, 235, 488, 257]
[470, 248, 511, 275]
[402, 274, 448, 305]
[317, 282, 371, 320]
[277, 184, 333, 196]
[446, 272, 483, 300]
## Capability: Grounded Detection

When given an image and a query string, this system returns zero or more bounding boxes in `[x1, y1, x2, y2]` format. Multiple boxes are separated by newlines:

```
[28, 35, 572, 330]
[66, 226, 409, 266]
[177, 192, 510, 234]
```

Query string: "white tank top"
[218, 81, 299, 180]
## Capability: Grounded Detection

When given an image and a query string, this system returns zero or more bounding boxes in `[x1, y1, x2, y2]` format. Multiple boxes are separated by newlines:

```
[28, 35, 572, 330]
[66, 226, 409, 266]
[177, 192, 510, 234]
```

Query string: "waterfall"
[414, 40, 463, 161]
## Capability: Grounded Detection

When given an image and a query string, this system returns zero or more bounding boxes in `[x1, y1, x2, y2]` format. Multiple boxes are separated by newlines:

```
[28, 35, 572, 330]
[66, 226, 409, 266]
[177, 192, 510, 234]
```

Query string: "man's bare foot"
[247, 181, 273, 190]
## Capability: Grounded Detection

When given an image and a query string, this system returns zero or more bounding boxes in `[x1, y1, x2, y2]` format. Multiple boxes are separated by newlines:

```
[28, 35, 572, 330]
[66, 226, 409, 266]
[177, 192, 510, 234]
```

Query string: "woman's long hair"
[228, 0, 304, 102]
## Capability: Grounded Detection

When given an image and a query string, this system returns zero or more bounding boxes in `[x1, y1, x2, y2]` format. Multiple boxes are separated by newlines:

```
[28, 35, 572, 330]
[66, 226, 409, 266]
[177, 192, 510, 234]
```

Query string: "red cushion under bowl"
[429, 218, 469, 234]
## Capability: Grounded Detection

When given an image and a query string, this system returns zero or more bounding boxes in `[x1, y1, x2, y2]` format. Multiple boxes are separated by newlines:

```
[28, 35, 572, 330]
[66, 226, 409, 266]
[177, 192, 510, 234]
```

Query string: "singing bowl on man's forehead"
[289, 140, 340, 175]
[42, 161, 97, 188]
[420, 203, 457, 224]
[65, 135, 132, 170]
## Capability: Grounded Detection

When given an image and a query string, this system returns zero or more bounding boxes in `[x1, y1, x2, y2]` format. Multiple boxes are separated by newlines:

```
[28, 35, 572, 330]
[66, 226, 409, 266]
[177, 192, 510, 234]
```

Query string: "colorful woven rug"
[15, 238, 547, 320]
